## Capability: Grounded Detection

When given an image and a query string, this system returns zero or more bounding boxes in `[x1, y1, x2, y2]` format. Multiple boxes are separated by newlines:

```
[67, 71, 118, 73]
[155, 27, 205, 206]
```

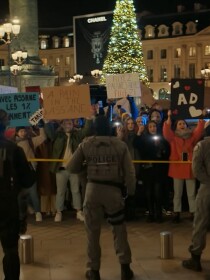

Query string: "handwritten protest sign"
[0, 92, 40, 127]
[106, 73, 141, 98]
[42, 85, 91, 120]
[0, 85, 18, 94]
[171, 79, 204, 119]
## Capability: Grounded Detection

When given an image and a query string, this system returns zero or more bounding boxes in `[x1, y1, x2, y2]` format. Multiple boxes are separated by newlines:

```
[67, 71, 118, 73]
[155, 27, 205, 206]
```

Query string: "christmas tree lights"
[101, 0, 150, 86]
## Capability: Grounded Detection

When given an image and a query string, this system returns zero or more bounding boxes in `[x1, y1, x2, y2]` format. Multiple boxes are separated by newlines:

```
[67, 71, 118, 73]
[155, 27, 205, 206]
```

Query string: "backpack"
[86, 137, 123, 182]
[0, 146, 20, 195]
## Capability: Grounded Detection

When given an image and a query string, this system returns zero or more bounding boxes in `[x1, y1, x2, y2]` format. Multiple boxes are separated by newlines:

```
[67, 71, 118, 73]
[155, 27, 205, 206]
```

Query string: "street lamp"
[201, 68, 210, 80]
[91, 69, 102, 78]
[0, 18, 21, 44]
[11, 50, 28, 65]
[73, 74, 83, 81]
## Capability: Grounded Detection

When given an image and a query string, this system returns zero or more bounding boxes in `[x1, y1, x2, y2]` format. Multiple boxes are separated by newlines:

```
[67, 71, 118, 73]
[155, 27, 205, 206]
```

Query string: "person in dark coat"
[0, 109, 36, 280]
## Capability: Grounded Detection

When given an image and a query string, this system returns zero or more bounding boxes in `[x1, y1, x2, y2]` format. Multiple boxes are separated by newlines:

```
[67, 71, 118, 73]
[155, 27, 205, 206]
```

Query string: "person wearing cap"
[182, 121, 210, 272]
[67, 115, 136, 280]
[0, 109, 36, 280]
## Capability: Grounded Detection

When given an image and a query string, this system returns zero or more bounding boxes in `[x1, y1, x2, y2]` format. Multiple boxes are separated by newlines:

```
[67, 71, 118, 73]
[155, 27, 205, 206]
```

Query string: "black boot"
[182, 253, 202, 272]
[172, 212, 180, 223]
[121, 264, 134, 280]
[85, 269, 101, 280]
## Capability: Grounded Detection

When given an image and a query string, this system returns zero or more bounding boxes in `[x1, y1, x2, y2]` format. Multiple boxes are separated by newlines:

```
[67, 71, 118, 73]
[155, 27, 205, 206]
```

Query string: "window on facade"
[0, 59, 4, 66]
[147, 50, 153, 59]
[65, 57, 71, 65]
[175, 48, 181, 58]
[160, 49, 167, 59]
[65, 71, 70, 78]
[41, 58, 48, 66]
[52, 36, 60, 48]
[145, 25, 155, 38]
[205, 45, 210, 56]
[189, 63, 195, 78]
[189, 47, 196, 57]
[174, 65, 181, 78]
[186, 21, 196, 34]
[55, 57, 60, 65]
[160, 66, 167, 82]
[147, 66, 153, 82]
[157, 25, 169, 37]
[40, 40, 47, 49]
[63, 36, 70, 48]
[172, 22, 183, 36]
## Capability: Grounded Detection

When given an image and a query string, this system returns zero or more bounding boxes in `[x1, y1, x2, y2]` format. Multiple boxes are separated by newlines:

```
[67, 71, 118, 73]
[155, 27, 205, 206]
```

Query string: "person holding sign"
[44, 118, 93, 222]
[163, 110, 205, 223]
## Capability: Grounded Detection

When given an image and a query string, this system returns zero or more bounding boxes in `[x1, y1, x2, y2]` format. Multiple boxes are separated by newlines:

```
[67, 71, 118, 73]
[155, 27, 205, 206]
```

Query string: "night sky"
[0, 0, 210, 27]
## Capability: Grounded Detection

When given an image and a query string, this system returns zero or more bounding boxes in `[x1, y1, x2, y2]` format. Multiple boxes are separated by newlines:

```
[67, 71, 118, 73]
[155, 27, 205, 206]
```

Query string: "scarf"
[175, 128, 192, 139]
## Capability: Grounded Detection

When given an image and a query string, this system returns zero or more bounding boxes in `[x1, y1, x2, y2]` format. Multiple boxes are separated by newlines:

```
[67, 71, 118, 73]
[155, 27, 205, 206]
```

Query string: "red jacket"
[163, 120, 205, 179]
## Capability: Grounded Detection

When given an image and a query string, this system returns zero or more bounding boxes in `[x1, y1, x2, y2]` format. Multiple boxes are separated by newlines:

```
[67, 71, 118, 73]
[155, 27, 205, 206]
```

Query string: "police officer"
[182, 121, 210, 272]
[0, 109, 36, 280]
[67, 115, 136, 280]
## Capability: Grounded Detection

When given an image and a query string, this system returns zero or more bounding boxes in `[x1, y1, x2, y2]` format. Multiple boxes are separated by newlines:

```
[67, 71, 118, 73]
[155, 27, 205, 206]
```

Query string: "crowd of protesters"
[3, 96, 207, 224]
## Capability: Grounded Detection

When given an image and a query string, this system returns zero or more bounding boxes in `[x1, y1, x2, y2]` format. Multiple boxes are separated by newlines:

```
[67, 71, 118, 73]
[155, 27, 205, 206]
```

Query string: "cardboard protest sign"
[106, 73, 141, 98]
[0, 92, 40, 127]
[171, 79, 204, 119]
[42, 85, 91, 120]
[0, 85, 18, 94]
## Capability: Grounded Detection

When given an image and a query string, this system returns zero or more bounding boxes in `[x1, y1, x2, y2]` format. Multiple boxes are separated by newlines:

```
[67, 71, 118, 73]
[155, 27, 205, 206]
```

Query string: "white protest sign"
[29, 108, 43, 125]
[0, 85, 18, 94]
[106, 73, 141, 98]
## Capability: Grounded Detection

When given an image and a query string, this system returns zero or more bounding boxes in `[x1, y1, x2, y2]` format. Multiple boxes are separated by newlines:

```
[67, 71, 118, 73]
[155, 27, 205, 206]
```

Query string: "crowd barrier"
[28, 158, 192, 164]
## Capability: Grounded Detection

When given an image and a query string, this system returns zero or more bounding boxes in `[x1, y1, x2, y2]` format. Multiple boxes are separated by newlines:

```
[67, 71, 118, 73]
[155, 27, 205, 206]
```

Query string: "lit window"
[175, 48, 181, 58]
[65, 57, 71, 65]
[41, 58, 48, 66]
[63, 36, 70, 48]
[189, 47, 196, 57]
[160, 66, 167, 82]
[40, 40, 47, 49]
[205, 45, 210, 56]
[52, 36, 60, 48]
[55, 58, 60, 65]
[145, 25, 155, 38]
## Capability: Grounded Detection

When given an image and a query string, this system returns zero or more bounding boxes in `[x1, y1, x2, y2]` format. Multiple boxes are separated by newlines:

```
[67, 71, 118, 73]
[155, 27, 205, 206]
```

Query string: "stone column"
[9, 0, 41, 64]
[0, 0, 57, 91]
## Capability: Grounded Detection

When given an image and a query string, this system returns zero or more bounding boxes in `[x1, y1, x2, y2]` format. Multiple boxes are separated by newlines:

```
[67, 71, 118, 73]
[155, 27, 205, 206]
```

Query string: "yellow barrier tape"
[28, 158, 192, 164]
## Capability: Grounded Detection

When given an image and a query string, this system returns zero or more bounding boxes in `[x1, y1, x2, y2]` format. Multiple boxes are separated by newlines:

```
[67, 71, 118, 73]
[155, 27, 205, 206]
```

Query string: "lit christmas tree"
[101, 0, 149, 86]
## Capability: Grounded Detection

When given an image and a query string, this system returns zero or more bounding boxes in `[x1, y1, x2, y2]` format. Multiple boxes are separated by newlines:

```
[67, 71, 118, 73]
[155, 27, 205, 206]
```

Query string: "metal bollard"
[160, 231, 173, 259]
[19, 234, 34, 264]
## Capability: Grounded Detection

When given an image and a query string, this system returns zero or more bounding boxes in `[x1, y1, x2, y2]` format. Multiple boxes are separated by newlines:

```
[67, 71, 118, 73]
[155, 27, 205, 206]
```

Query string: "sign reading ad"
[0, 92, 39, 127]
[74, 11, 113, 74]
[170, 79, 205, 119]
[42, 85, 91, 120]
